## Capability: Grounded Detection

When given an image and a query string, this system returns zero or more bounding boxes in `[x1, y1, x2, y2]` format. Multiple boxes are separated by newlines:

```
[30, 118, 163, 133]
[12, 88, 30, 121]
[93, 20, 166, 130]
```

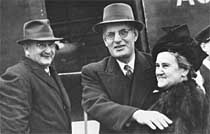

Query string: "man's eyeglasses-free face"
[35, 41, 57, 49]
[103, 28, 132, 43]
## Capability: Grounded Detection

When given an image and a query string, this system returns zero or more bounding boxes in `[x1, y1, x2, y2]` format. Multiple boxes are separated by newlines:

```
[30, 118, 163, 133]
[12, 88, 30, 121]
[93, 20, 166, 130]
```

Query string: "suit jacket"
[200, 64, 210, 96]
[81, 51, 157, 134]
[0, 57, 71, 134]
[200, 64, 210, 134]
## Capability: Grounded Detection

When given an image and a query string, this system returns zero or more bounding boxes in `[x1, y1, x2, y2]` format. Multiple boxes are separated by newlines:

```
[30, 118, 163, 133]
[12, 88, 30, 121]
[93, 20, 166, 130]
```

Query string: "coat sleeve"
[0, 71, 32, 134]
[81, 65, 138, 131]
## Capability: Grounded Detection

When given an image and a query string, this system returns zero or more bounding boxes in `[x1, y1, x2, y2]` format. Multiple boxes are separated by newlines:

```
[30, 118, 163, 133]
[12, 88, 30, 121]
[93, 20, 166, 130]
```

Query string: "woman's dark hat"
[93, 3, 144, 33]
[152, 24, 202, 71]
[195, 25, 210, 44]
[17, 19, 63, 45]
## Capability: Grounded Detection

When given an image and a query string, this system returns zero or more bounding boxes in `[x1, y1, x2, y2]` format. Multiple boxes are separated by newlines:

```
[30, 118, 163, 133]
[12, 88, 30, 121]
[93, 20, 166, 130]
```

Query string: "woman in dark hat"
[149, 24, 208, 134]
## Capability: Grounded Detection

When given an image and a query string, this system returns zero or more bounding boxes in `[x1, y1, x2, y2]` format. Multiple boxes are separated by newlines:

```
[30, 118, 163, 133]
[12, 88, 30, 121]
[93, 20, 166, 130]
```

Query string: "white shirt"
[203, 57, 210, 70]
[116, 54, 135, 76]
[195, 57, 210, 94]
[44, 67, 51, 76]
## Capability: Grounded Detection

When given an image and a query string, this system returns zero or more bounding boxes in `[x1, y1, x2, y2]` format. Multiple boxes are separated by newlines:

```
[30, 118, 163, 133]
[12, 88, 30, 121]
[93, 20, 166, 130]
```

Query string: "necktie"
[124, 65, 133, 80]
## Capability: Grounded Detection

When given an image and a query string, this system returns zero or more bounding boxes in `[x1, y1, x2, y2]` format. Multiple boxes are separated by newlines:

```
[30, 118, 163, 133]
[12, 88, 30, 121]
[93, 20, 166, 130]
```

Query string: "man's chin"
[113, 53, 130, 59]
[39, 61, 52, 67]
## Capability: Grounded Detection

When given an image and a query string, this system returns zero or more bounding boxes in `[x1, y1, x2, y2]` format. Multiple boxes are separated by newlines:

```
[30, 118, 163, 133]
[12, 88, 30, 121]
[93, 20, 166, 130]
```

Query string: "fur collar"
[150, 80, 207, 130]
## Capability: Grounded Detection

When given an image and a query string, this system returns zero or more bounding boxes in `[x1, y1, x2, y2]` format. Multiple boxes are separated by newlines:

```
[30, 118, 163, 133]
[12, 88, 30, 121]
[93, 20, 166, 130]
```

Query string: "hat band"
[24, 32, 55, 39]
[103, 15, 134, 22]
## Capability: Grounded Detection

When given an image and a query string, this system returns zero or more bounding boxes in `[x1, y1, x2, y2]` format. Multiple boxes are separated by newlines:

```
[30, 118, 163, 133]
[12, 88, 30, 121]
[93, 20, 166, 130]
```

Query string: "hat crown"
[93, 3, 144, 33]
[152, 24, 203, 71]
[17, 19, 63, 44]
[103, 3, 135, 22]
[23, 19, 54, 39]
[158, 25, 192, 44]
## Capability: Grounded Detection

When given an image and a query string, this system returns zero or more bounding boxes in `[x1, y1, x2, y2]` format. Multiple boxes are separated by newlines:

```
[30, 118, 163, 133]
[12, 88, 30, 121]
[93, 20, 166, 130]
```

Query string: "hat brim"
[17, 37, 63, 45]
[93, 19, 144, 33]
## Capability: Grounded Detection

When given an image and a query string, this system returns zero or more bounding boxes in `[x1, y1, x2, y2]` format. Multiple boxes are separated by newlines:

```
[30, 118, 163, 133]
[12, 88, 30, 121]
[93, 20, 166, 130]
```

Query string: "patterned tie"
[124, 65, 133, 80]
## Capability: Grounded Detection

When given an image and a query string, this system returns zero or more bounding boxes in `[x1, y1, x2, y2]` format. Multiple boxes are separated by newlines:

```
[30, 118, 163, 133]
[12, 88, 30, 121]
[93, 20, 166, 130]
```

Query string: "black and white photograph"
[0, 0, 209, 134]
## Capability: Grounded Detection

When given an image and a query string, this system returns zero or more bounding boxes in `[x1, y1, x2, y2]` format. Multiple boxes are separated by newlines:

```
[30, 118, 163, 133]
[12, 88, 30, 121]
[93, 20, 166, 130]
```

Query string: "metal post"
[84, 111, 88, 134]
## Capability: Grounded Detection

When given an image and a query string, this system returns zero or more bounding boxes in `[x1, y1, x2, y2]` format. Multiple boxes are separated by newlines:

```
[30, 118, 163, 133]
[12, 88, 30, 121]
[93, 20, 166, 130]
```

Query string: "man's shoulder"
[136, 50, 154, 65]
[136, 50, 152, 59]
[82, 56, 110, 71]
[1, 61, 29, 79]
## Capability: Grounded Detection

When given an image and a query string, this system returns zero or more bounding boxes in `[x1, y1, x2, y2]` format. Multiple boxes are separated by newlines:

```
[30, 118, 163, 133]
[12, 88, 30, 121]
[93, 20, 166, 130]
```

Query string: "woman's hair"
[168, 50, 197, 80]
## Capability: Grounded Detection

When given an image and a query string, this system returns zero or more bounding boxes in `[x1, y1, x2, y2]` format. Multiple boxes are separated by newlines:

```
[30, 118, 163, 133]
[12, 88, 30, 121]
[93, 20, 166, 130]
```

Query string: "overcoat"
[200, 64, 210, 134]
[81, 51, 157, 134]
[200, 64, 210, 97]
[0, 57, 72, 134]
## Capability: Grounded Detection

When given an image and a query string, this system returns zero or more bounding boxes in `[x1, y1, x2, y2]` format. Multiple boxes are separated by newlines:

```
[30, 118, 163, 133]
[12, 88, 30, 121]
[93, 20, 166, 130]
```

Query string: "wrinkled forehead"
[103, 23, 132, 33]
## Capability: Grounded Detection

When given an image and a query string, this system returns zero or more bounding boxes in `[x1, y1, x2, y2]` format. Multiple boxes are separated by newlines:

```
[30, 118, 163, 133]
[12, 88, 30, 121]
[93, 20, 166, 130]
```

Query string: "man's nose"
[44, 45, 53, 52]
[113, 32, 122, 42]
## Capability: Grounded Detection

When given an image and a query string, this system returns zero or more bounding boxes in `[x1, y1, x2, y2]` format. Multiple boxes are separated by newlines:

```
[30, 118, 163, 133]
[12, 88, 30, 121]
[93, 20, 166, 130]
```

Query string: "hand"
[132, 110, 172, 130]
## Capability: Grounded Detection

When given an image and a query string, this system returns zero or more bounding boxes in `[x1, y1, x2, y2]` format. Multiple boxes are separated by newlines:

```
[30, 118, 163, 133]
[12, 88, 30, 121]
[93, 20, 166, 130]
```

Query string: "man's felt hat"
[17, 19, 63, 44]
[195, 25, 210, 44]
[93, 3, 144, 33]
[152, 24, 202, 71]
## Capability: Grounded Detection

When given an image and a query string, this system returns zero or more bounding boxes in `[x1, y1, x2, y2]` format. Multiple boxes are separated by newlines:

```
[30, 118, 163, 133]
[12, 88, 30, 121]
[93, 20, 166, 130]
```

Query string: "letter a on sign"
[177, 0, 195, 6]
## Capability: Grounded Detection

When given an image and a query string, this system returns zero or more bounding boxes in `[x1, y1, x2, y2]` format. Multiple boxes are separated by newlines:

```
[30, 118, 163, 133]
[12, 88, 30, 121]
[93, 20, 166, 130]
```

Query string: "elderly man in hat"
[81, 3, 172, 134]
[0, 19, 72, 133]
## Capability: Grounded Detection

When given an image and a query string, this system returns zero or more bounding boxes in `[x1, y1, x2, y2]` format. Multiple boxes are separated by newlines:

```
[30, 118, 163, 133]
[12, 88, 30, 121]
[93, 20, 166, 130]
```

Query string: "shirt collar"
[116, 54, 135, 75]
[44, 67, 51, 76]
[203, 57, 210, 70]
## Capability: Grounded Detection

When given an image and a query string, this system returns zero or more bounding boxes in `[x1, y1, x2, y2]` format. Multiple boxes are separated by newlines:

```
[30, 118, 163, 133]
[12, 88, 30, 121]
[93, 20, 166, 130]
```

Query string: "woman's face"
[155, 52, 186, 89]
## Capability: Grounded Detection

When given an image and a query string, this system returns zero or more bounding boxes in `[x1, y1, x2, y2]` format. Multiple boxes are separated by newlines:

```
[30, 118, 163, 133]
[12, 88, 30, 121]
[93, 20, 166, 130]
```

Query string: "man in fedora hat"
[81, 3, 172, 134]
[0, 19, 72, 133]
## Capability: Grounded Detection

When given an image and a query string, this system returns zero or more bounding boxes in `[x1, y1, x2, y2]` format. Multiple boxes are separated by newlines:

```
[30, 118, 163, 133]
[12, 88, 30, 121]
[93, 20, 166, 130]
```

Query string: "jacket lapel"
[130, 52, 156, 108]
[50, 66, 71, 108]
[98, 57, 130, 103]
[23, 57, 63, 96]
[96, 53, 156, 107]
[32, 66, 60, 91]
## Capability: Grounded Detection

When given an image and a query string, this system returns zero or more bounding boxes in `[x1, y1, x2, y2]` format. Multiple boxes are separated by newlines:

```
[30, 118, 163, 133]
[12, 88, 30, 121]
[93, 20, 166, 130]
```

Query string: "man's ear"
[133, 29, 139, 42]
[23, 44, 30, 56]
[104, 41, 109, 47]
[102, 35, 109, 47]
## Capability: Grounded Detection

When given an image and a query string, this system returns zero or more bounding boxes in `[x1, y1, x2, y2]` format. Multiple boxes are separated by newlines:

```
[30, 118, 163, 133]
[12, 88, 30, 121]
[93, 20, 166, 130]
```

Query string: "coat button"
[63, 105, 66, 110]
[125, 122, 131, 127]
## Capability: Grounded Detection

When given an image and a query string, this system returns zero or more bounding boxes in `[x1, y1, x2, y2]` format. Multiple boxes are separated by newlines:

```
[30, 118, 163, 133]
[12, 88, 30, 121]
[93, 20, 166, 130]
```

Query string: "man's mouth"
[157, 76, 166, 80]
[114, 45, 126, 50]
[41, 53, 53, 58]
